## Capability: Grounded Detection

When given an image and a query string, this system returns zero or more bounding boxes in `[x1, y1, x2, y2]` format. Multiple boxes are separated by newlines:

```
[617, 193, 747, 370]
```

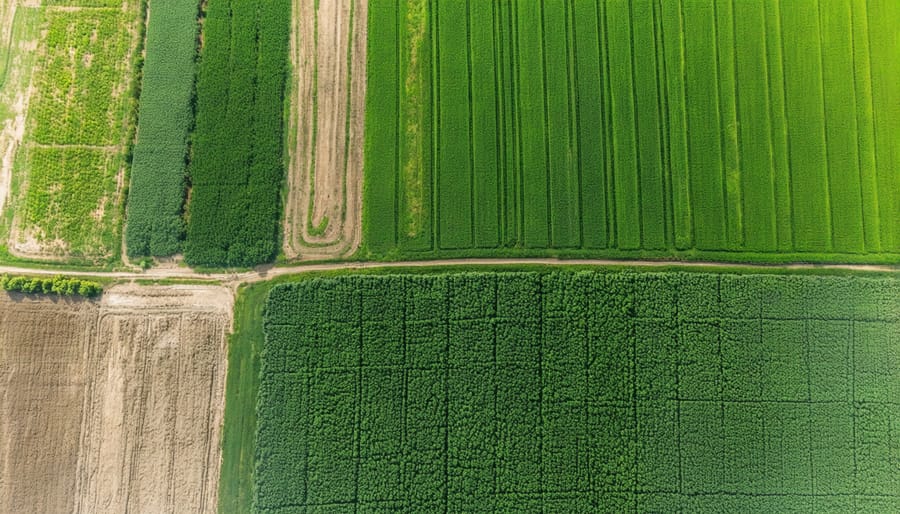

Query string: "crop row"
[255, 272, 900, 512]
[363, 0, 900, 259]
[125, 0, 201, 258]
[183, 0, 291, 267]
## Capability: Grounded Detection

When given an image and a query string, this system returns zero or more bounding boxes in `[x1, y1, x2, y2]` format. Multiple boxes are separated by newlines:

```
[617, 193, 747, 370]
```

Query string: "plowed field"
[0, 284, 232, 513]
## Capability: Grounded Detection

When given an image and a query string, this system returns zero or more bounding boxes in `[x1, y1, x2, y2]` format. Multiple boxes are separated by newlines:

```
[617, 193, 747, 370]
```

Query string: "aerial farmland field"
[363, 0, 900, 263]
[0, 0, 143, 262]
[0, 0, 899, 513]
[282, 0, 368, 261]
[233, 270, 900, 512]
[0, 284, 231, 513]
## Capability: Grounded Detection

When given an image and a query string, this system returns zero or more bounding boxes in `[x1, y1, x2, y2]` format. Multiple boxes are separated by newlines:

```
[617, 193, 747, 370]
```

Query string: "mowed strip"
[0, 285, 232, 514]
[254, 271, 900, 511]
[283, 0, 367, 260]
[362, 0, 900, 262]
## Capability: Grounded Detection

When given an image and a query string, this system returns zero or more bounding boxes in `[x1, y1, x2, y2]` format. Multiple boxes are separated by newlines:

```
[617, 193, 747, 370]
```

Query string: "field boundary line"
[816, 0, 835, 253]
[776, 1, 796, 251]
[730, 0, 746, 249]
[465, 0, 475, 248]
[654, 0, 673, 250]
[712, 0, 729, 249]
[627, 0, 644, 251]
[539, 3, 552, 248]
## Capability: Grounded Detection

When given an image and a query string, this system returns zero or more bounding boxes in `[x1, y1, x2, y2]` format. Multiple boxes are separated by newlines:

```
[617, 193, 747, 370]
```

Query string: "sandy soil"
[0, 284, 232, 514]
[283, 0, 366, 260]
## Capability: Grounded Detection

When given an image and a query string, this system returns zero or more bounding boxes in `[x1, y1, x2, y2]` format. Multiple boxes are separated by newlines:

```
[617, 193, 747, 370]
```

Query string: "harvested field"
[0, 284, 232, 514]
[283, 0, 367, 260]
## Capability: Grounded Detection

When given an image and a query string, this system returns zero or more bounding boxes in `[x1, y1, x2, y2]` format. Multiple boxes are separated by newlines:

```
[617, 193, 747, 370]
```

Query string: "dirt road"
[0, 258, 896, 288]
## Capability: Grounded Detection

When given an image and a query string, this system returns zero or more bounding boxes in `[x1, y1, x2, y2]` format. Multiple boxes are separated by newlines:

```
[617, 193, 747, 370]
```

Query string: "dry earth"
[0, 284, 232, 514]
[283, 0, 366, 260]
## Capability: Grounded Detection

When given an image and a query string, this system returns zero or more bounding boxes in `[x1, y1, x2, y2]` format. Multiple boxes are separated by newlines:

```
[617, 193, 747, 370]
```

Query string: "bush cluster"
[0, 274, 102, 297]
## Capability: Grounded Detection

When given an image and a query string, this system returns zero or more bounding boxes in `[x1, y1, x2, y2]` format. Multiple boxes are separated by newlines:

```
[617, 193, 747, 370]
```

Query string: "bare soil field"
[0, 284, 232, 514]
[283, 0, 366, 260]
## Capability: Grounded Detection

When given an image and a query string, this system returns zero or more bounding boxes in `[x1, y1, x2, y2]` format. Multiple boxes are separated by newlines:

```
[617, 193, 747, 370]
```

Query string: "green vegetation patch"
[9, 2, 140, 260]
[254, 271, 899, 512]
[0, 273, 101, 297]
[30, 8, 131, 146]
[23, 146, 120, 256]
[125, 0, 200, 258]
[184, 0, 291, 268]
[363, 0, 900, 263]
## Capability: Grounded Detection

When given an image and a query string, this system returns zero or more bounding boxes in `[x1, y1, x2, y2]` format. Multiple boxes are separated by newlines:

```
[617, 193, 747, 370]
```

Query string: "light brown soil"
[0, 284, 232, 514]
[283, 0, 366, 260]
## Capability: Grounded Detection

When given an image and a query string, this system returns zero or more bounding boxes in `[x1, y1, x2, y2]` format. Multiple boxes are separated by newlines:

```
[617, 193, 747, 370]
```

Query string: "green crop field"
[250, 271, 899, 512]
[125, 0, 200, 258]
[363, 0, 900, 263]
[183, 0, 291, 268]
[5, 1, 141, 260]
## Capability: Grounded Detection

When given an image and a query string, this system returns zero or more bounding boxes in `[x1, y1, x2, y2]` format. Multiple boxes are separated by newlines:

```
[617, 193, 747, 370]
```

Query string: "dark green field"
[250, 271, 900, 512]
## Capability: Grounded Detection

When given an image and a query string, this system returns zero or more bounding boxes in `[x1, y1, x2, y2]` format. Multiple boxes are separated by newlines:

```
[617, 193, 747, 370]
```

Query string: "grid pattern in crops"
[363, 0, 900, 261]
[255, 272, 900, 512]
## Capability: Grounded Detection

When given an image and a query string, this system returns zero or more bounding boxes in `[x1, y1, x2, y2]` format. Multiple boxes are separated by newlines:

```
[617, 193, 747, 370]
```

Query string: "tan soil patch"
[283, 0, 367, 260]
[0, 284, 232, 513]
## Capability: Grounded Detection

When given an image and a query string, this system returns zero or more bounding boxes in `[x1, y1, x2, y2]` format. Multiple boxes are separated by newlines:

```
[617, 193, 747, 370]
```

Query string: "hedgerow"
[0, 274, 102, 297]
[183, 0, 291, 268]
[255, 271, 900, 512]
[125, 0, 201, 257]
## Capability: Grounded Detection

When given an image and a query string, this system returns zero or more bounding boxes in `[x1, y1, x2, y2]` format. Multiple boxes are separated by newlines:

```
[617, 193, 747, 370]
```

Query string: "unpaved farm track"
[283, 0, 366, 260]
[0, 258, 897, 288]
[0, 285, 232, 514]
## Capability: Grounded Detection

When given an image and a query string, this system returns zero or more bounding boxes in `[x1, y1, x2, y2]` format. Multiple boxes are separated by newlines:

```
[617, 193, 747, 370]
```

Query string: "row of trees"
[0, 274, 102, 297]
